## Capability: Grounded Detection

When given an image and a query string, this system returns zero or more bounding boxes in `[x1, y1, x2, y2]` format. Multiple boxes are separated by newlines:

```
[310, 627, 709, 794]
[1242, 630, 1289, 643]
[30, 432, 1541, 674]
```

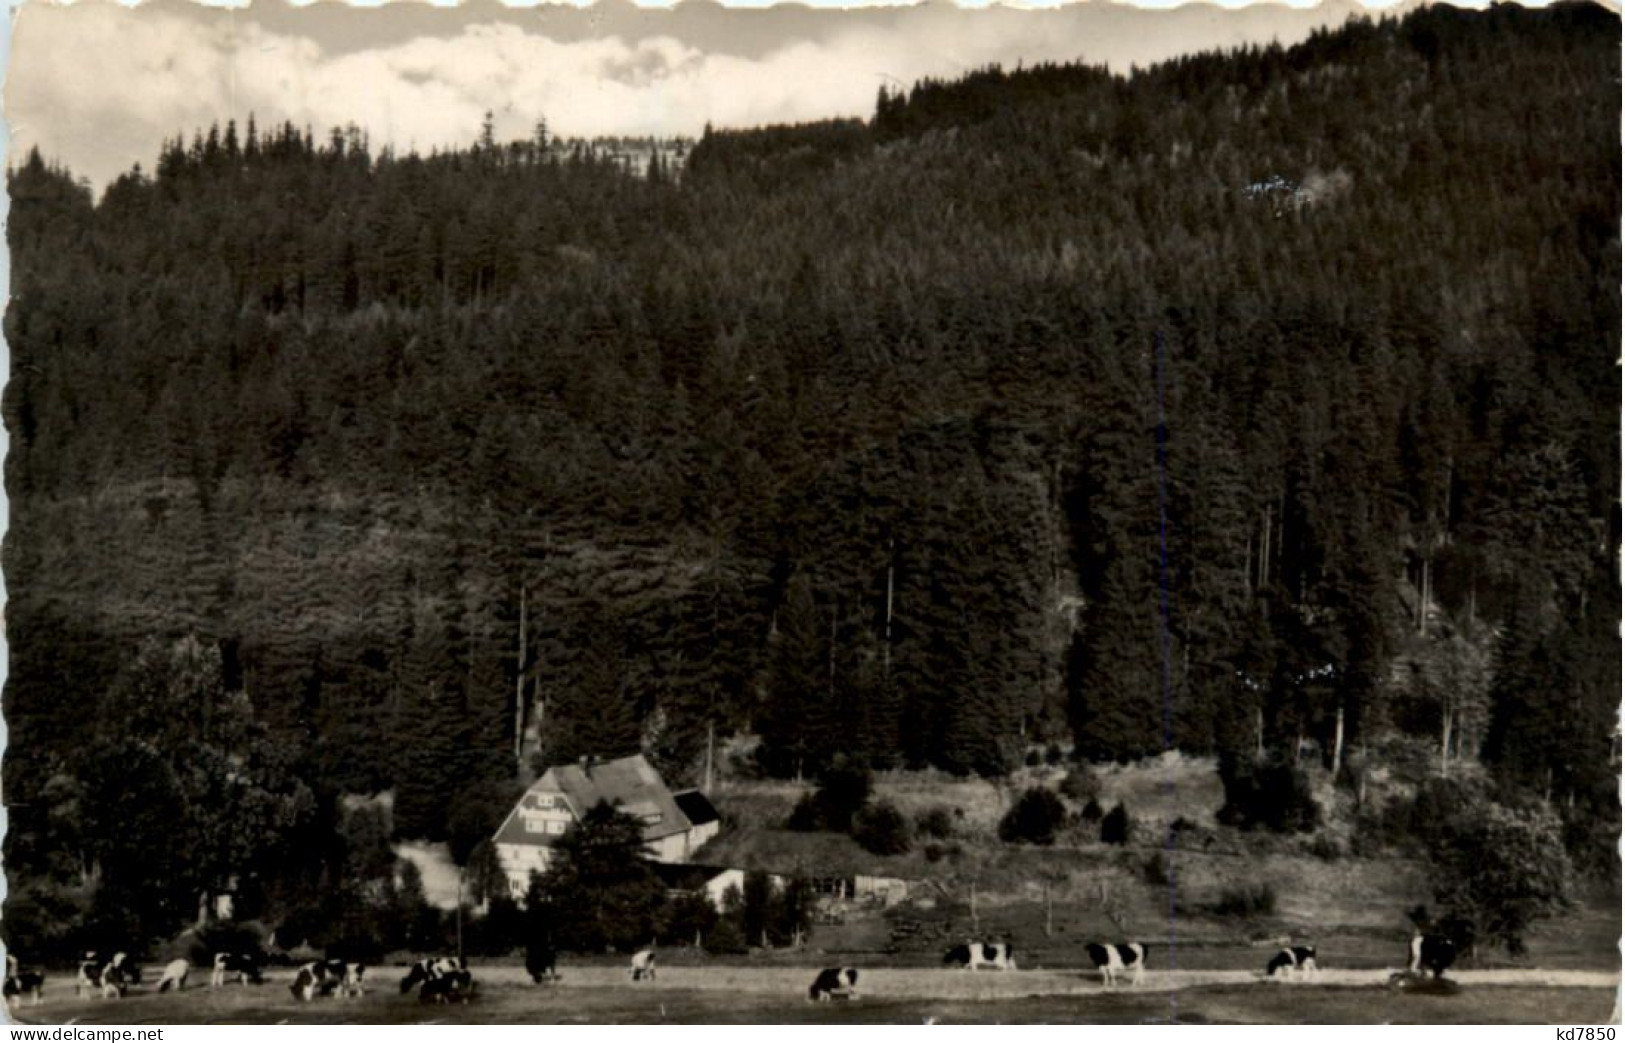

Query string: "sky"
[0, 0, 1445, 193]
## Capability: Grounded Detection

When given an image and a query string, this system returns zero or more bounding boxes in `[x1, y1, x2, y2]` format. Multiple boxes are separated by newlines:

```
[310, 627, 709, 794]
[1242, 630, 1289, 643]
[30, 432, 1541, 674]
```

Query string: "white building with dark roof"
[492, 753, 721, 899]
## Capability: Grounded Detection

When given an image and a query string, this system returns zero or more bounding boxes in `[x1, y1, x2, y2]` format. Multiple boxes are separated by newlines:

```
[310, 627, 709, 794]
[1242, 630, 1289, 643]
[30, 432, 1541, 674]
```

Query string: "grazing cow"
[327, 961, 366, 999]
[5, 971, 45, 1008]
[1265, 946, 1319, 981]
[76, 955, 102, 997]
[210, 953, 263, 988]
[84, 953, 136, 999]
[155, 959, 190, 993]
[525, 942, 558, 984]
[417, 973, 473, 1005]
[290, 961, 351, 1002]
[1086, 943, 1146, 988]
[942, 941, 1016, 971]
[629, 950, 657, 982]
[1409, 933, 1456, 979]
[808, 967, 860, 1002]
[399, 957, 466, 995]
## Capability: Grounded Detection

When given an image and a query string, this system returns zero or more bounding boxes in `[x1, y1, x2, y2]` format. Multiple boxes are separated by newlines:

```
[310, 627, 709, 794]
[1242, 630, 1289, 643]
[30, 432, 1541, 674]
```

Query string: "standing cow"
[4, 960, 44, 1009]
[1409, 933, 1457, 979]
[80, 953, 137, 999]
[210, 953, 264, 988]
[526, 941, 559, 984]
[1265, 945, 1319, 981]
[808, 967, 860, 1001]
[943, 941, 1016, 971]
[1086, 942, 1146, 987]
[629, 950, 657, 982]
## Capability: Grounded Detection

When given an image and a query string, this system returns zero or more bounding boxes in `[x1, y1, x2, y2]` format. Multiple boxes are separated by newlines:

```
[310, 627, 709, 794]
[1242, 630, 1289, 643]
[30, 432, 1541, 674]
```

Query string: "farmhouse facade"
[492, 753, 721, 898]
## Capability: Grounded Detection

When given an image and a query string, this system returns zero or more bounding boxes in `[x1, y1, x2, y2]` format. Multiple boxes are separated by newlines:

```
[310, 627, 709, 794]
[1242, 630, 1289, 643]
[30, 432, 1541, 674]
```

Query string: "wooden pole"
[884, 549, 895, 677]
[1332, 703, 1345, 778]
[704, 721, 715, 793]
[514, 581, 527, 767]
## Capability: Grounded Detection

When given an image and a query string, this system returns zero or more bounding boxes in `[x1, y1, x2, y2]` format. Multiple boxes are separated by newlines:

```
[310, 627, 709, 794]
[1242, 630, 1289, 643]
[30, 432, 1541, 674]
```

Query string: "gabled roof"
[493, 754, 695, 849]
[673, 789, 720, 827]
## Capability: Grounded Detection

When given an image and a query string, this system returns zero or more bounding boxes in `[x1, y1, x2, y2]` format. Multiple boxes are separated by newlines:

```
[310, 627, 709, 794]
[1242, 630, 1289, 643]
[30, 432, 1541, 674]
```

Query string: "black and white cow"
[79, 953, 136, 999]
[75, 954, 102, 997]
[525, 941, 558, 984]
[210, 953, 264, 988]
[1265, 946, 1319, 981]
[943, 941, 1016, 971]
[629, 950, 657, 982]
[417, 973, 474, 1005]
[289, 962, 332, 1002]
[325, 960, 366, 999]
[1409, 933, 1456, 979]
[4, 970, 45, 1008]
[399, 957, 467, 996]
[1086, 942, 1146, 987]
[808, 967, 860, 1002]
[155, 959, 190, 993]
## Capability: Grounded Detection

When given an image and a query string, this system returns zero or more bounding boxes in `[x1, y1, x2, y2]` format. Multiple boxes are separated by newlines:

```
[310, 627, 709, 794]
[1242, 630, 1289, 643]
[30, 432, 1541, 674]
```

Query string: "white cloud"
[7, 2, 1355, 190]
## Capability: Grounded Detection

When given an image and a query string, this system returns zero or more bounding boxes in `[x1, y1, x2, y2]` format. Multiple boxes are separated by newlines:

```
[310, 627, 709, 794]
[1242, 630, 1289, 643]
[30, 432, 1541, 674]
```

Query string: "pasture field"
[11, 965, 1616, 1025]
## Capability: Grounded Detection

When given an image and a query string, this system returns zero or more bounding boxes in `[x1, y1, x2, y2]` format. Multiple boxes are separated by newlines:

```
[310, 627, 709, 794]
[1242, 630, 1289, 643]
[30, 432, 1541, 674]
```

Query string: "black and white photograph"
[1, 0, 1619, 1026]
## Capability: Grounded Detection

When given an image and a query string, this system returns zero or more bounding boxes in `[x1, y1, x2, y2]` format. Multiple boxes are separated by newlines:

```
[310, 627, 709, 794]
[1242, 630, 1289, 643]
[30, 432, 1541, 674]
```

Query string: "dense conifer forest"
[3, 2, 1618, 951]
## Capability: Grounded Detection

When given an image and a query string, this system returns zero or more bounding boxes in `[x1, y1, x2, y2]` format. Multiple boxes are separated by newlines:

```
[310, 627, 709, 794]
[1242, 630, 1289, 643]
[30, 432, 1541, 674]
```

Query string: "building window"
[548, 820, 566, 835]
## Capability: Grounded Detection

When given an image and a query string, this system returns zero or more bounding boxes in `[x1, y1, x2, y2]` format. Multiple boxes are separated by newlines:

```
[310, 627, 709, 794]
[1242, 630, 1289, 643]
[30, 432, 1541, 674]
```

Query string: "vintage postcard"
[2, 0, 1619, 1027]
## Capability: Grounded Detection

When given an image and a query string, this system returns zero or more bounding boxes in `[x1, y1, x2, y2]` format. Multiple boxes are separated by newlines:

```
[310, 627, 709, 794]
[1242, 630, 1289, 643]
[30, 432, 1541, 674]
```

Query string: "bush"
[1205, 882, 1277, 919]
[1025, 749, 1042, 767]
[1428, 799, 1574, 956]
[1079, 798, 1104, 822]
[662, 891, 718, 947]
[1059, 765, 1101, 803]
[818, 764, 873, 832]
[703, 913, 748, 955]
[1100, 803, 1132, 845]
[1307, 834, 1344, 861]
[1216, 752, 1321, 833]
[787, 792, 823, 832]
[998, 787, 1069, 846]
[786, 764, 874, 833]
[1045, 744, 1065, 766]
[915, 805, 956, 840]
[852, 800, 913, 856]
[1142, 852, 1172, 886]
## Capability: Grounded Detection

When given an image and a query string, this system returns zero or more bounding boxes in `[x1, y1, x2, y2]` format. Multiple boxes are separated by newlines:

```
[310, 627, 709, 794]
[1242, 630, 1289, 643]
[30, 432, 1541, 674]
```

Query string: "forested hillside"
[4, 3, 1618, 947]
